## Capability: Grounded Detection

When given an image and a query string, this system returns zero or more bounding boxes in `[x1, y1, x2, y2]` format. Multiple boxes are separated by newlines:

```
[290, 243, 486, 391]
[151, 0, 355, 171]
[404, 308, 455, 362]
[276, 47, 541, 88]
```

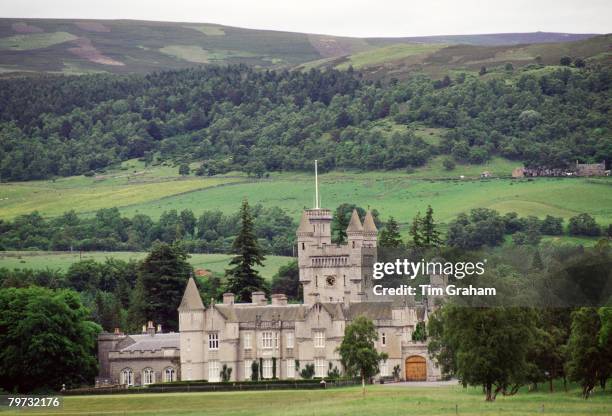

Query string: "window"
[262, 331, 273, 349]
[142, 368, 155, 385]
[313, 330, 325, 348]
[381, 332, 386, 346]
[380, 360, 389, 377]
[208, 360, 220, 382]
[187, 367, 192, 381]
[286, 332, 294, 349]
[164, 367, 175, 382]
[245, 361, 253, 380]
[302, 242, 305, 250]
[208, 333, 219, 350]
[314, 359, 326, 378]
[286, 359, 295, 378]
[262, 331, 278, 349]
[244, 332, 252, 350]
[263, 359, 273, 379]
[120, 368, 133, 386]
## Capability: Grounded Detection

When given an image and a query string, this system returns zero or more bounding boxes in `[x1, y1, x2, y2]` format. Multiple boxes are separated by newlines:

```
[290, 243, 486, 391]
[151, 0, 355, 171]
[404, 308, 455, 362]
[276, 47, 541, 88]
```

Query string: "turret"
[362, 210, 378, 248]
[346, 209, 364, 249]
[178, 277, 206, 381]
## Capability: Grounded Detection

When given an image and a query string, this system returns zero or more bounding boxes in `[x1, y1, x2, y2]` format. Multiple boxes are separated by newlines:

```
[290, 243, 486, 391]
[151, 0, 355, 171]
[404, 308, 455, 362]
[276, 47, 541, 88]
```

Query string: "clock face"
[326, 276, 336, 287]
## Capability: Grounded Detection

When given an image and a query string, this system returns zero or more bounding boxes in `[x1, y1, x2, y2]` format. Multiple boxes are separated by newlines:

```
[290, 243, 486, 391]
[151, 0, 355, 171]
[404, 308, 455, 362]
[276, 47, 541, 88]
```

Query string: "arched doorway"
[405, 356, 426, 381]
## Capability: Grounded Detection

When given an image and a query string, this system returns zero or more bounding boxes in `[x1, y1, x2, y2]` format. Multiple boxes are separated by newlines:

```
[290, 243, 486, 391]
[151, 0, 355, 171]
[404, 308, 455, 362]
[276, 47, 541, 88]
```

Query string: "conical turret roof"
[178, 277, 205, 311]
[346, 209, 363, 233]
[363, 210, 378, 233]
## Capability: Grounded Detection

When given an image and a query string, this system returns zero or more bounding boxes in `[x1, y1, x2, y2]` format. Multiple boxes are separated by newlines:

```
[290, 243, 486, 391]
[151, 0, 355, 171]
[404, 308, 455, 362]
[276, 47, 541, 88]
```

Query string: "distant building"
[575, 160, 606, 177]
[512, 161, 606, 178]
[97, 322, 180, 387]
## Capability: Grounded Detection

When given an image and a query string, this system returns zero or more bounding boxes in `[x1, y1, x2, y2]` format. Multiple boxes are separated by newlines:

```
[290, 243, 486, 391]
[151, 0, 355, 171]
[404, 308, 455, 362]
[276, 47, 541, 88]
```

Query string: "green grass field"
[1, 160, 611, 230]
[336, 43, 446, 69]
[0, 251, 292, 279]
[3, 385, 610, 415]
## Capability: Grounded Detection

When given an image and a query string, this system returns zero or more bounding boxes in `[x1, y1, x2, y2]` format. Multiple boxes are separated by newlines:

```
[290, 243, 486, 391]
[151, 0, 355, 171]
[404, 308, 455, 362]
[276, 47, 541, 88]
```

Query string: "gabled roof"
[363, 210, 378, 233]
[347, 302, 393, 320]
[346, 209, 363, 233]
[214, 304, 307, 322]
[119, 333, 180, 352]
[178, 277, 205, 311]
[297, 211, 313, 234]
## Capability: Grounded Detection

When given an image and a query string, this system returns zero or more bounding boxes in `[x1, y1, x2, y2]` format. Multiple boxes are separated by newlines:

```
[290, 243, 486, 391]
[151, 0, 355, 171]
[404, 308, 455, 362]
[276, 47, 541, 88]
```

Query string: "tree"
[442, 157, 456, 171]
[379, 217, 403, 248]
[421, 205, 442, 247]
[337, 316, 388, 396]
[134, 242, 192, 331]
[560, 56, 572, 66]
[479, 66, 487, 76]
[0, 286, 100, 392]
[568, 213, 601, 236]
[408, 212, 423, 247]
[428, 305, 536, 401]
[251, 361, 259, 381]
[505, 62, 514, 72]
[225, 199, 267, 302]
[271, 260, 300, 300]
[179, 209, 196, 236]
[178, 163, 190, 176]
[540, 215, 564, 235]
[574, 58, 586, 68]
[300, 363, 315, 379]
[565, 307, 611, 398]
[220, 364, 233, 382]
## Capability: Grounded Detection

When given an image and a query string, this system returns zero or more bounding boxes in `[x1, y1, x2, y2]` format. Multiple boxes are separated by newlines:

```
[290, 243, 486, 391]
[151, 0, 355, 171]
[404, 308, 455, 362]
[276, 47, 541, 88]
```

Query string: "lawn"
[4, 385, 610, 415]
[0, 251, 293, 280]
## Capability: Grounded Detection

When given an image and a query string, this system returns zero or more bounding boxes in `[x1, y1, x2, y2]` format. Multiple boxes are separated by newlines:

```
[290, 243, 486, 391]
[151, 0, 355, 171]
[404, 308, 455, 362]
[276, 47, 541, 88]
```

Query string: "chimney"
[252, 291, 267, 305]
[271, 294, 288, 306]
[223, 293, 235, 305]
[142, 325, 147, 333]
[113, 327, 122, 335]
[157, 324, 162, 333]
[147, 320, 155, 336]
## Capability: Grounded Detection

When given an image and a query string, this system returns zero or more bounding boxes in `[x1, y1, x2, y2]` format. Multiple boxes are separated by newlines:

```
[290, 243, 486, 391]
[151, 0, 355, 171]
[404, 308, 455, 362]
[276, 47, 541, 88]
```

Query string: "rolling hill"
[0, 18, 605, 76]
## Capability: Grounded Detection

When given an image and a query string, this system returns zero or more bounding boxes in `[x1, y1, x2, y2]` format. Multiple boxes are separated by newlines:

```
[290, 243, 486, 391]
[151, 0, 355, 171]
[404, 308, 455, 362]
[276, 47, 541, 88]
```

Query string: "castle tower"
[298, 162, 378, 305]
[178, 277, 206, 381]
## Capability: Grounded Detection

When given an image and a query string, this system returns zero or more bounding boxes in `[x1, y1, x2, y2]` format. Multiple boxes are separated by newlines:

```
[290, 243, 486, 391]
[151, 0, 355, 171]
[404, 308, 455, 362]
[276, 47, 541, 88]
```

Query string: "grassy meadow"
[0, 251, 292, 280]
[3, 385, 610, 416]
[1, 159, 611, 228]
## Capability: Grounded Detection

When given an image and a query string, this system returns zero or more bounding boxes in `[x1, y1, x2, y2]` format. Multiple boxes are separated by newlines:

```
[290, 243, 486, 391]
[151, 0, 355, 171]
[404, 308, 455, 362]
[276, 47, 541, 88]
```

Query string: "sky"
[2, 0, 610, 37]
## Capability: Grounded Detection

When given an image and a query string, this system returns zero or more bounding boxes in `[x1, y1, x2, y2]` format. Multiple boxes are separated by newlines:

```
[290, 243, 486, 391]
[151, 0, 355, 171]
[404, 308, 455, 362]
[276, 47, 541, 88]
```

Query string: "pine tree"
[421, 205, 442, 247]
[409, 212, 424, 247]
[136, 242, 192, 331]
[379, 216, 403, 248]
[225, 199, 267, 302]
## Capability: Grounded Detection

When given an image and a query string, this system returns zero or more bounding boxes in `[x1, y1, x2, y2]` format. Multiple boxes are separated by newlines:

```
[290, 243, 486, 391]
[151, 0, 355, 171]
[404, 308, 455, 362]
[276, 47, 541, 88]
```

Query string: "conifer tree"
[225, 199, 267, 302]
[409, 211, 423, 247]
[133, 242, 191, 331]
[421, 205, 442, 247]
[379, 216, 403, 248]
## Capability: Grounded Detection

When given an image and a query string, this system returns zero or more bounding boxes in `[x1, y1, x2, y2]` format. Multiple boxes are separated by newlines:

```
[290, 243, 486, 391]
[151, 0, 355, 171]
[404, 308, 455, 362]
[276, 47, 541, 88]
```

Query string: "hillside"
[0, 18, 603, 75]
[299, 34, 612, 79]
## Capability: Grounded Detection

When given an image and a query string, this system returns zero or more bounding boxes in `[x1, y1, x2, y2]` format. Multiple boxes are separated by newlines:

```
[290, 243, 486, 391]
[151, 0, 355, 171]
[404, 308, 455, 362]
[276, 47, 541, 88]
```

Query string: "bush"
[568, 213, 601, 236]
[300, 364, 315, 379]
[442, 157, 455, 171]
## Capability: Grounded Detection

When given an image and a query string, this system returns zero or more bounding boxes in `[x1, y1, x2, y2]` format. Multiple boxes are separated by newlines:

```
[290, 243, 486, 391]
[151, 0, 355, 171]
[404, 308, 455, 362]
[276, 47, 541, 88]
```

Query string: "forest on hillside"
[0, 64, 610, 181]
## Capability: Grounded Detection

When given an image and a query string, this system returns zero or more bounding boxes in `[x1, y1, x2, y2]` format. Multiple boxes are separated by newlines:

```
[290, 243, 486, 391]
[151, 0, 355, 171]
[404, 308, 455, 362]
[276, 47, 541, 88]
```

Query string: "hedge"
[63, 379, 358, 396]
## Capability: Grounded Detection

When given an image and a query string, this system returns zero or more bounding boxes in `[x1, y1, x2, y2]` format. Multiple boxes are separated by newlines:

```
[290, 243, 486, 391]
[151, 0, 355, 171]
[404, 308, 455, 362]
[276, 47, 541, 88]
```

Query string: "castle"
[97, 163, 441, 386]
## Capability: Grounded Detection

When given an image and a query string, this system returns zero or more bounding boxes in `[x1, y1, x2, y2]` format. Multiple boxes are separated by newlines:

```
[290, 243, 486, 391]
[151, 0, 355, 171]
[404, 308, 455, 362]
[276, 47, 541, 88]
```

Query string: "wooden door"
[405, 356, 426, 381]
